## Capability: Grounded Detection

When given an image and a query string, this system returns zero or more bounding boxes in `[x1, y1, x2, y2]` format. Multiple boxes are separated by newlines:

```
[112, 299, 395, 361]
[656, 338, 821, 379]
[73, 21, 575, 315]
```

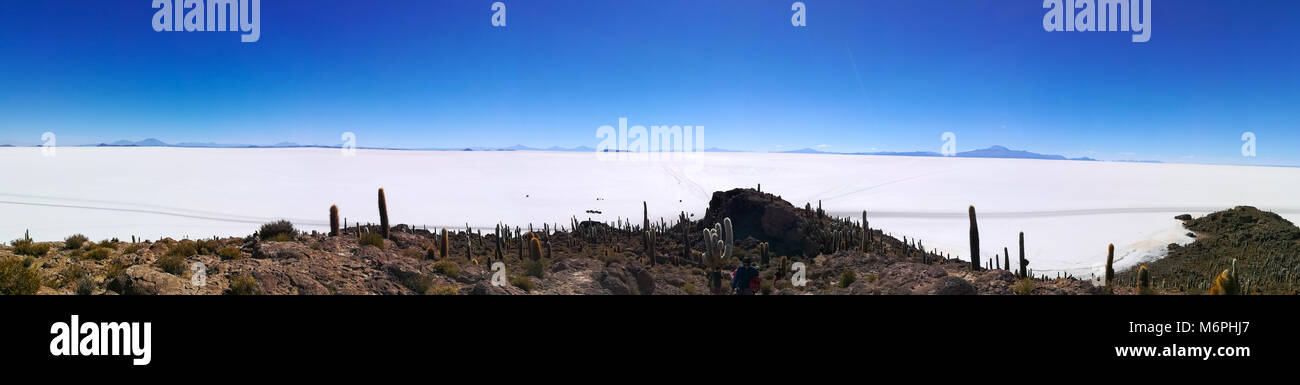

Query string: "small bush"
[760, 279, 773, 295]
[426, 285, 458, 295]
[64, 234, 89, 250]
[84, 247, 112, 261]
[122, 244, 144, 255]
[0, 257, 41, 295]
[522, 258, 548, 278]
[96, 239, 117, 250]
[433, 260, 461, 278]
[21, 256, 36, 268]
[217, 246, 243, 260]
[259, 220, 297, 241]
[1013, 278, 1036, 295]
[76, 276, 96, 295]
[839, 270, 857, 288]
[226, 275, 261, 295]
[195, 239, 221, 254]
[681, 282, 697, 295]
[401, 247, 424, 259]
[10, 238, 50, 257]
[402, 274, 436, 294]
[166, 241, 198, 259]
[157, 253, 187, 276]
[510, 276, 535, 292]
[59, 264, 85, 288]
[359, 232, 386, 250]
[103, 261, 125, 281]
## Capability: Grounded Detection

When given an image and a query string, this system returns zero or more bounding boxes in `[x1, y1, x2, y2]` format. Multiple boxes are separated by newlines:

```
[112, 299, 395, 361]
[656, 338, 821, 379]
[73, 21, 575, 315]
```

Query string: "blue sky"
[0, 0, 1296, 165]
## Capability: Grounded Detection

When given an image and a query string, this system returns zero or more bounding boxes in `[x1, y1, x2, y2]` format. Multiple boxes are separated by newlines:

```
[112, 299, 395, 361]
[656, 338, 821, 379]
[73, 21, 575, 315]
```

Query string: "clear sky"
[1, 0, 1296, 165]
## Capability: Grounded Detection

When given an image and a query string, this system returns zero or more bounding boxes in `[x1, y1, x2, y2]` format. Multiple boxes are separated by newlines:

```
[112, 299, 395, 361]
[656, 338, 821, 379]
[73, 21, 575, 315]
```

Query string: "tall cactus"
[440, 227, 449, 259]
[861, 210, 869, 252]
[1018, 232, 1028, 279]
[377, 188, 390, 239]
[1136, 264, 1152, 295]
[1105, 243, 1115, 287]
[679, 212, 690, 265]
[968, 205, 980, 271]
[329, 205, 340, 237]
[1003, 247, 1010, 272]
[758, 242, 770, 267]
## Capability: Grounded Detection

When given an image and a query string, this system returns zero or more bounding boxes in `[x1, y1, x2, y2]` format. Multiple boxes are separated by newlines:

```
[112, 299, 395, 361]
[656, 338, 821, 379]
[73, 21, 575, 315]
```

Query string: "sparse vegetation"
[402, 274, 436, 294]
[84, 247, 112, 261]
[426, 285, 458, 295]
[217, 246, 243, 260]
[10, 238, 50, 257]
[522, 258, 548, 278]
[510, 276, 535, 292]
[76, 275, 96, 295]
[157, 243, 193, 276]
[0, 256, 41, 295]
[401, 247, 424, 259]
[681, 282, 697, 295]
[359, 232, 386, 249]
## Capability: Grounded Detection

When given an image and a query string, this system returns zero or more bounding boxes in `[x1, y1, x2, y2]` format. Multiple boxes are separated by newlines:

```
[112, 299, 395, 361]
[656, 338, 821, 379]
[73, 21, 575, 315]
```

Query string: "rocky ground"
[0, 187, 1154, 296]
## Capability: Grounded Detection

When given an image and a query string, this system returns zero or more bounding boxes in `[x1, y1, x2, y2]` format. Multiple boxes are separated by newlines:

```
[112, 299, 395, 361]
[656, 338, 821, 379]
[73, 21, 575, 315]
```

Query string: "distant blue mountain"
[854, 145, 1097, 161]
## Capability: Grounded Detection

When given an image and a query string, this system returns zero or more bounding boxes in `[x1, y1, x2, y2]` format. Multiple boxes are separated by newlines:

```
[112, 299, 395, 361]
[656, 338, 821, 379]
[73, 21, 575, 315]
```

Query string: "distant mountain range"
[783, 145, 1101, 161]
[0, 138, 1143, 163]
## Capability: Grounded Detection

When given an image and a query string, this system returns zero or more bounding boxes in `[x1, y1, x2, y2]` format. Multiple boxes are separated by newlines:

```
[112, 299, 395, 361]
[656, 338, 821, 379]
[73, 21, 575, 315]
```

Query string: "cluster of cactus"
[758, 242, 770, 267]
[1209, 259, 1239, 295]
[968, 205, 980, 271]
[377, 188, 390, 239]
[526, 232, 543, 261]
[702, 218, 733, 269]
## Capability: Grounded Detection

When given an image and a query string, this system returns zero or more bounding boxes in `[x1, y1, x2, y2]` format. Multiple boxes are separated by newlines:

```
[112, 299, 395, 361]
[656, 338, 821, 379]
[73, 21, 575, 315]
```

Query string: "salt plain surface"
[3, 147, 1298, 279]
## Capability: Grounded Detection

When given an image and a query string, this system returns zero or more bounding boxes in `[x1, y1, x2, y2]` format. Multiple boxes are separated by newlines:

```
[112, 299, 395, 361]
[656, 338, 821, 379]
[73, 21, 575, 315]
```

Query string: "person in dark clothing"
[731, 258, 761, 295]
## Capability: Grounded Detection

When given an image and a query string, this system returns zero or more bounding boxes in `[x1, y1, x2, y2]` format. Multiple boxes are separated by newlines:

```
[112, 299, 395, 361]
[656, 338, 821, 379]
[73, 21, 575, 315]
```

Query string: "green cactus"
[1209, 259, 1239, 295]
[1105, 243, 1115, 287]
[702, 218, 733, 269]
[1137, 264, 1153, 295]
[1003, 247, 1009, 272]
[758, 242, 770, 267]
[377, 188, 390, 239]
[1018, 232, 1029, 279]
[968, 205, 979, 271]
[440, 227, 449, 259]
[329, 205, 340, 237]
[861, 211, 869, 252]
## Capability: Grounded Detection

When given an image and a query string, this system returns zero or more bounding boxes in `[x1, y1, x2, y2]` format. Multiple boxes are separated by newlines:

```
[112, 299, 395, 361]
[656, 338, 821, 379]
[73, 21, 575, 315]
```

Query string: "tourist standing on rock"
[731, 258, 761, 295]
